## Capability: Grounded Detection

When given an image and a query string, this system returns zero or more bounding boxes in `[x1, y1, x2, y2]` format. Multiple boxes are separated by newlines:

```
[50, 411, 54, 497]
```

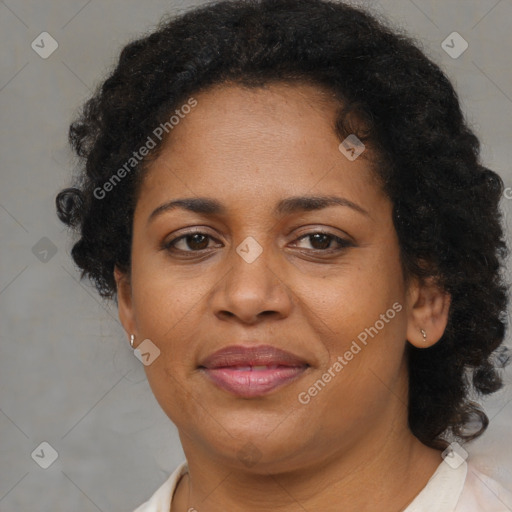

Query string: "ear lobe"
[406, 276, 451, 349]
[114, 265, 137, 339]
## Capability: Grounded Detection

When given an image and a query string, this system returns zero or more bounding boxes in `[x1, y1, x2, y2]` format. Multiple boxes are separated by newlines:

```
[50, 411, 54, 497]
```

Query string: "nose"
[210, 241, 294, 325]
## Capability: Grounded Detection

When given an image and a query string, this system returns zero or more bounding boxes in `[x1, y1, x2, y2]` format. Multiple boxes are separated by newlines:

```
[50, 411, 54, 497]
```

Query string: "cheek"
[296, 250, 408, 407]
[297, 307, 407, 435]
[131, 255, 208, 337]
[131, 269, 205, 421]
[298, 251, 405, 345]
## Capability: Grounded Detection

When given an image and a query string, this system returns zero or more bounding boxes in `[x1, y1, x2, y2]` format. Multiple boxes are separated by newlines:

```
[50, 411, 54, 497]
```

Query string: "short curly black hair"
[56, 0, 510, 450]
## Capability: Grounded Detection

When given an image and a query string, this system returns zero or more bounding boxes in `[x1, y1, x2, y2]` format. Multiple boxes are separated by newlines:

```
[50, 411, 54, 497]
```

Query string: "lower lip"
[200, 366, 308, 398]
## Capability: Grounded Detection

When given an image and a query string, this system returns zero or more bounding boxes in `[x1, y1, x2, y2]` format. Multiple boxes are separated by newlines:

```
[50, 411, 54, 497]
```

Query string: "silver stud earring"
[420, 328, 427, 341]
[130, 334, 135, 348]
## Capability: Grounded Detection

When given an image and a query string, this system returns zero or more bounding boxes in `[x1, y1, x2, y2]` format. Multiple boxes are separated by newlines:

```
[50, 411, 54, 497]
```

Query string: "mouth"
[198, 344, 310, 398]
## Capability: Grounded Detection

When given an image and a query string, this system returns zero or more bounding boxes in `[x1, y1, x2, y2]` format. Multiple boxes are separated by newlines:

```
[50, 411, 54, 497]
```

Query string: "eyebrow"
[147, 195, 369, 225]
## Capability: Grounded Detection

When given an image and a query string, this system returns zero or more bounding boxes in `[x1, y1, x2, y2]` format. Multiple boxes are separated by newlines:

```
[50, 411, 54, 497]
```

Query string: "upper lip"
[198, 344, 309, 369]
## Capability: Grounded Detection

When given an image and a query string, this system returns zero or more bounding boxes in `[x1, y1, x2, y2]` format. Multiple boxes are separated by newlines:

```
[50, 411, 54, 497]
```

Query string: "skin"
[115, 82, 451, 511]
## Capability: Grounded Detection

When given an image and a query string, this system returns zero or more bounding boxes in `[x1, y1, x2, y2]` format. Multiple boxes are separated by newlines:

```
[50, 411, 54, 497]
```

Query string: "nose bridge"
[212, 233, 293, 322]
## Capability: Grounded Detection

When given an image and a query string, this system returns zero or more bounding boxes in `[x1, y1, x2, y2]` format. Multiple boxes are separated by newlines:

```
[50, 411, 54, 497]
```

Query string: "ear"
[405, 275, 451, 349]
[114, 265, 137, 342]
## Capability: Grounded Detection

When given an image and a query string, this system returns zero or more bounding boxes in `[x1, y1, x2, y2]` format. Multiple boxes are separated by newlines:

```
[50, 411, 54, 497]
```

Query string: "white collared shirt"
[133, 459, 512, 511]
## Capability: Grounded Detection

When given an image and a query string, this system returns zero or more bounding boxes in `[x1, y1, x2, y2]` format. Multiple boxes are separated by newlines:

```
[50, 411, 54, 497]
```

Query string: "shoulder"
[455, 463, 512, 512]
[405, 459, 512, 512]
[132, 460, 189, 512]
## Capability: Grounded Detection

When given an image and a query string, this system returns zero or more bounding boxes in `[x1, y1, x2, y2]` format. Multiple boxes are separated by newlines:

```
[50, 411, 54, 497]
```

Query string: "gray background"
[1, 0, 512, 510]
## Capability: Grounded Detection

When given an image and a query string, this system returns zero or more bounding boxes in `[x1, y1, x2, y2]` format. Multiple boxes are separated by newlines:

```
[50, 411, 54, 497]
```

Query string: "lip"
[201, 366, 309, 398]
[199, 344, 309, 369]
[198, 344, 310, 398]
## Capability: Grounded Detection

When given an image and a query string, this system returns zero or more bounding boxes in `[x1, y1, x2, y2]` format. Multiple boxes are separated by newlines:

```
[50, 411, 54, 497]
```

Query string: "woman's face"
[116, 82, 431, 472]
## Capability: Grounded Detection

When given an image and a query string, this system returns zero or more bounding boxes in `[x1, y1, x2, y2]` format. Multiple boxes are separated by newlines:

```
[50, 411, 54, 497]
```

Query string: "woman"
[56, 0, 512, 510]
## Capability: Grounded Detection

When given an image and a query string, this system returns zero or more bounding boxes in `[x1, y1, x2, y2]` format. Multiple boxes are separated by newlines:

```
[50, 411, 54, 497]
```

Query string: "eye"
[162, 229, 352, 255]
[163, 231, 221, 253]
[291, 231, 352, 251]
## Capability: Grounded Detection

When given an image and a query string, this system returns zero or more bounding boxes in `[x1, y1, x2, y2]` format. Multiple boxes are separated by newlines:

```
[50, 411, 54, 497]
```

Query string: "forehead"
[159, 81, 342, 155]
[136, 82, 383, 216]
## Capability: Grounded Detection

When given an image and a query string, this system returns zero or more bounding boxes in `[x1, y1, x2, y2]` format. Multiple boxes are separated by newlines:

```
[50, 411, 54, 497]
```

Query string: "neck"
[172, 425, 442, 511]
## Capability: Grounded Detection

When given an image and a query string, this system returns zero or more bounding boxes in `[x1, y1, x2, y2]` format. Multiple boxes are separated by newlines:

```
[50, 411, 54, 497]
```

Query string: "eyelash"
[162, 229, 353, 255]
